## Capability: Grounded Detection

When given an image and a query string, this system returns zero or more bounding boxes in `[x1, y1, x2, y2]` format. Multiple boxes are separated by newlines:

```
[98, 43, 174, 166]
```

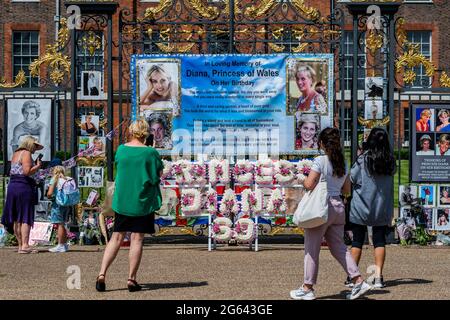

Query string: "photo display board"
[411, 103, 450, 182]
[131, 54, 334, 156]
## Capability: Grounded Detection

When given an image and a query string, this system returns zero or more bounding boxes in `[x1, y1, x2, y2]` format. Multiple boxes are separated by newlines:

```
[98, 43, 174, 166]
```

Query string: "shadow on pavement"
[384, 278, 432, 287]
[317, 289, 389, 300]
[105, 281, 209, 292]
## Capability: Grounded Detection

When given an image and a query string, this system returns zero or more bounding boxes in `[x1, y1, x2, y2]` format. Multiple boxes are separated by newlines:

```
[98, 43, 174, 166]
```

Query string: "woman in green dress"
[96, 119, 163, 292]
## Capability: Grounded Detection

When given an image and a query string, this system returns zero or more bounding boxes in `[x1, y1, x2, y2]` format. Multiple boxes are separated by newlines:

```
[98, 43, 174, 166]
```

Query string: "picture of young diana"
[137, 59, 181, 117]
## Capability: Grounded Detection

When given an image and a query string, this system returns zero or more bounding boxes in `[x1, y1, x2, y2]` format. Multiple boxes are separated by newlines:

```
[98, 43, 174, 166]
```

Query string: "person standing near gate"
[348, 128, 396, 289]
[96, 119, 163, 292]
[290, 128, 372, 300]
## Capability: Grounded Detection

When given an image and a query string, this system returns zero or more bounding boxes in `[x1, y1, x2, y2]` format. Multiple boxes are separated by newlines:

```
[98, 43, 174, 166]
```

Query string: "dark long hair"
[363, 128, 396, 176]
[318, 127, 346, 177]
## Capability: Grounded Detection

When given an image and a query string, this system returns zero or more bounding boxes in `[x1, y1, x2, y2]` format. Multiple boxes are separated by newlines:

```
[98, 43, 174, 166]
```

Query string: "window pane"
[12, 31, 40, 88]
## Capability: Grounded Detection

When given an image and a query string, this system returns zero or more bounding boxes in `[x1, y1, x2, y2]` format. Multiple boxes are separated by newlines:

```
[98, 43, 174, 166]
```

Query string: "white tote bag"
[293, 157, 329, 228]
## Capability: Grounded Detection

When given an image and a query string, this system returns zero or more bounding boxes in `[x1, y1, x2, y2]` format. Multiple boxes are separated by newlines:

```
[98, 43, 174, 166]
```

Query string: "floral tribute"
[212, 217, 234, 242]
[172, 160, 207, 186]
[274, 160, 296, 185]
[161, 160, 173, 180]
[234, 218, 255, 243]
[208, 159, 230, 185]
[203, 189, 218, 215]
[240, 189, 264, 216]
[297, 159, 314, 183]
[211, 217, 255, 243]
[233, 160, 254, 185]
[266, 189, 287, 214]
[180, 189, 202, 216]
[218, 189, 240, 217]
[255, 159, 274, 185]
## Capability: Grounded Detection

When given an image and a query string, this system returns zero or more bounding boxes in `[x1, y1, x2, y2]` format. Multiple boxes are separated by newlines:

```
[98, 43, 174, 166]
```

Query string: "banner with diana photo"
[131, 54, 333, 156]
[411, 103, 450, 182]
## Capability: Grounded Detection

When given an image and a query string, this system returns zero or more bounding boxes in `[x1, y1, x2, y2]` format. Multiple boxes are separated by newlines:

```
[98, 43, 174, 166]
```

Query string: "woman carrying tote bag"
[290, 128, 372, 300]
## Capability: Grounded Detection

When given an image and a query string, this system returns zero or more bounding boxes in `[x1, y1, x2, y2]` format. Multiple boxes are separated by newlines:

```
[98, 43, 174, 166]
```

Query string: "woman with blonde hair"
[1, 136, 43, 254]
[140, 64, 179, 115]
[96, 119, 163, 292]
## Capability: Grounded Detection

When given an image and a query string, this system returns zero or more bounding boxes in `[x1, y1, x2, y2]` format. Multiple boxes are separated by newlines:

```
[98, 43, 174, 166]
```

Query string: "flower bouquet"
[203, 189, 218, 215]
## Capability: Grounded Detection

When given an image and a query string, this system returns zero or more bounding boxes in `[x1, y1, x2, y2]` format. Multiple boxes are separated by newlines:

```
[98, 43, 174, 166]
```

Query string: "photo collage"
[399, 184, 450, 231]
[136, 59, 181, 150]
[415, 107, 450, 156]
[360, 77, 385, 145]
[77, 113, 105, 189]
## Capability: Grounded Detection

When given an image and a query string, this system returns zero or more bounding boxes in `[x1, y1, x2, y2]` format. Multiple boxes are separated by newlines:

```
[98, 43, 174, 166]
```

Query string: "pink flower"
[280, 168, 290, 175]
[215, 165, 223, 176]
[213, 223, 220, 234]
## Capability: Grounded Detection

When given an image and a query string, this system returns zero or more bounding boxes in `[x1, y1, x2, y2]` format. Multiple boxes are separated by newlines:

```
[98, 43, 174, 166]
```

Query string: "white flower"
[274, 160, 296, 185]
[208, 159, 230, 185]
[255, 159, 274, 185]
[297, 159, 314, 184]
[234, 218, 255, 243]
[219, 189, 240, 216]
[266, 189, 287, 214]
[161, 160, 172, 180]
[233, 160, 254, 185]
[180, 189, 202, 216]
[241, 189, 264, 215]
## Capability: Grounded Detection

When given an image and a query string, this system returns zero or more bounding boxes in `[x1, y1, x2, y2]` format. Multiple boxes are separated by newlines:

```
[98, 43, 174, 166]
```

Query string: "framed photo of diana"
[134, 58, 181, 118]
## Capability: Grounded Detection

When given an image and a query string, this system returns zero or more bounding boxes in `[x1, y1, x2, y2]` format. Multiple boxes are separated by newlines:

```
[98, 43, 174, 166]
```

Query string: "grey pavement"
[0, 244, 449, 300]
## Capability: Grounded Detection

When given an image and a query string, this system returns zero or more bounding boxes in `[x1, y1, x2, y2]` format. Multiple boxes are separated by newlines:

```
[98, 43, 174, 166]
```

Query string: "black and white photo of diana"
[7, 99, 51, 161]
[81, 71, 103, 99]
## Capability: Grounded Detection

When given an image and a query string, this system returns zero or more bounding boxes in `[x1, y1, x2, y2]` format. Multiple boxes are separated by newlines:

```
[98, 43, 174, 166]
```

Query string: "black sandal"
[127, 279, 142, 292]
[96, 274, 106, 292]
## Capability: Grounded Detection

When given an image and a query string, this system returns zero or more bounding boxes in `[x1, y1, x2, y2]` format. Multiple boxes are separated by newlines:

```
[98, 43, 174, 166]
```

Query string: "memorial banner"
[131, 54, 333, 156]
[411, 103, 450, 182]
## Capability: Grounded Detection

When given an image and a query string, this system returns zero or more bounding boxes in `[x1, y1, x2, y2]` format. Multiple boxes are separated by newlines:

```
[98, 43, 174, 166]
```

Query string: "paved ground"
[0, 243, 449, 300]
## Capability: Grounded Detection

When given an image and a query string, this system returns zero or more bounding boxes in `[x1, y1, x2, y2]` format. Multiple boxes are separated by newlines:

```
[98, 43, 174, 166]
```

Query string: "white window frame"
[406, 30, 432, 88]
[12, 31, 40, 88]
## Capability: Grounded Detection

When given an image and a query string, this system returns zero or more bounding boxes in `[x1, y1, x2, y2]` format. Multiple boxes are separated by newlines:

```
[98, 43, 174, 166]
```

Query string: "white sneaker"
[49, 244, 68, 253]
[290, 287, 316, 300]
[346, 281, 372, 300]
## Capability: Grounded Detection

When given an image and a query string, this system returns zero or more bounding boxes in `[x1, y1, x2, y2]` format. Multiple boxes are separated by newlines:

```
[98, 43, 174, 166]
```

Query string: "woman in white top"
[290, 127, 372, 300]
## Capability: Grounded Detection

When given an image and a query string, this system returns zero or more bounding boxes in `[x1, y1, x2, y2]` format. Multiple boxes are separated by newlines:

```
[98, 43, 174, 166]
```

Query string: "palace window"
[342, 31, 366, 91]
[406, 31, 432, 88]
[12, 31, 39, 88]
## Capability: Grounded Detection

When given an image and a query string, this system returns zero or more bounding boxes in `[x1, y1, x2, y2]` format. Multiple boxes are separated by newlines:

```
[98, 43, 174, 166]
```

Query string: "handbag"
[293, 157, 329, 228]
[100, 181, 115, 217]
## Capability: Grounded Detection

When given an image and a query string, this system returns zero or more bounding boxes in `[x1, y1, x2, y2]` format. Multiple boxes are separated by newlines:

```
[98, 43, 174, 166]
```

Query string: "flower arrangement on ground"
[233, 160, 254, 185]
[219, 189, 240, 217]
[266, 189, 287, 215]
[241, 189, 264, 216]
[172, 160, 192, 185]
[274, 160, 296, 185]
[234, 218, 255, 243]
[208, 159, 230, 185]
[212, 217, 233, 242]
[255, 159, 274, 185]
[203, 189, 218, 215]
[161, 160, 173, 180]
[180, 189, 202, 216]
[297, 159, 314, 183]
